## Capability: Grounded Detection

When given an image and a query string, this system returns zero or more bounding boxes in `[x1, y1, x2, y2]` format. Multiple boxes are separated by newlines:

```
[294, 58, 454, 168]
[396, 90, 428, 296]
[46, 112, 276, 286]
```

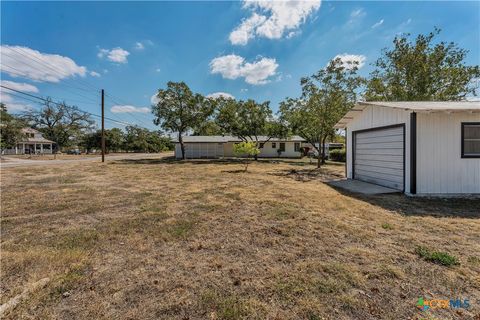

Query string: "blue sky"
[1, 1, 479, 130]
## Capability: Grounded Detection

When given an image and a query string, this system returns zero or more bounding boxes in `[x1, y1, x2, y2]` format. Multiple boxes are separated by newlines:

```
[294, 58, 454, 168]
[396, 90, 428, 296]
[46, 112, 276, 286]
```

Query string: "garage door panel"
[354, 127, 403, 139]
[355, 148, 403, 156]
[356, 134, 403, 144]
[355, 174, 403, 190]
[354, 125, 404, 191]
[355, 154, 403, 163]
[355, 163, 404, 176]
[355, 159, 403, 170]
[355, 172, 403, 185]
[356, 142, 404, 149]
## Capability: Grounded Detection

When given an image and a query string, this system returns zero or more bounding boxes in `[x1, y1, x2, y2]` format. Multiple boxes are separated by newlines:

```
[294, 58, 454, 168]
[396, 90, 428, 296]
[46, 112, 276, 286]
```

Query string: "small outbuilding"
[174, 135, 305, 159]
[335, 101, 480, 196]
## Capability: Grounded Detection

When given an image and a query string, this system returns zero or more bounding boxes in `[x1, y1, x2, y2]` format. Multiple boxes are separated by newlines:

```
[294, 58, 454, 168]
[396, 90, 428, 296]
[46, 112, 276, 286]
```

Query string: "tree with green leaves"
[123, 125, 172, 153]
[21, 98, 94, 150]
[366, 28, 480, 101]
[280, 58, 363, 167]
[233, 141, 260, 172]
[80, 128, 125, 153]
[0, 103, 26, 152]
[192, 120, 223, 136]
[152, 82, 215, 159]
[215, 98, 288, 159]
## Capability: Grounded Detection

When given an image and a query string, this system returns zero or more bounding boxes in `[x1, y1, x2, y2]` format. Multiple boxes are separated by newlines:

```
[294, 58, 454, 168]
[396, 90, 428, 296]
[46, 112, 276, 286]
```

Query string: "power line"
[1, 64, 100, 104]
[104, 95, 154, 128]
[3, 92, 130, 127]
[2, 47, 155, 129]
[7, 46, 98, 93]
[1, 84, 149, 129]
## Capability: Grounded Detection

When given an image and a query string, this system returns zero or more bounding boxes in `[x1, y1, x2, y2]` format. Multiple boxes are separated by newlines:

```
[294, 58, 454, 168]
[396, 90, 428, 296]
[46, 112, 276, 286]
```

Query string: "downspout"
[410, 112, 417, 194]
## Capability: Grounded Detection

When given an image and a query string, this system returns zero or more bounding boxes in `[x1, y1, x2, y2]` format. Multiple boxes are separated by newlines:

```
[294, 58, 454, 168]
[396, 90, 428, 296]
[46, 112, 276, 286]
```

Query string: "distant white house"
[174, 136, 306, 159]
[2, 128, 55, 155]
[335, 101, 480, 195]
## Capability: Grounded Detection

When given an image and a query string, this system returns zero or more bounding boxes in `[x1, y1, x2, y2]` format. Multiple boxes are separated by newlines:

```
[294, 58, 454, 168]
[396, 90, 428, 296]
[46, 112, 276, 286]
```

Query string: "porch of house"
[2, 143, 54, 155]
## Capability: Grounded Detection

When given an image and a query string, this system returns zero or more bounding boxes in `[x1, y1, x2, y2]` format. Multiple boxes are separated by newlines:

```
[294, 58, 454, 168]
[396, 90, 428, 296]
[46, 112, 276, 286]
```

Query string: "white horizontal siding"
[417, 112, 480, 194]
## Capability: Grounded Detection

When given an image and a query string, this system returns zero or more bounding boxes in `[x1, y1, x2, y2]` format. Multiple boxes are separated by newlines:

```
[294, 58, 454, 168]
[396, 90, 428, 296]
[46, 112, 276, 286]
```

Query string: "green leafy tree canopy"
[152, 82, 214, 159]
[0, 103, 26, 151]
[280, 57, 363, 167]
[366, 28, 480, 101]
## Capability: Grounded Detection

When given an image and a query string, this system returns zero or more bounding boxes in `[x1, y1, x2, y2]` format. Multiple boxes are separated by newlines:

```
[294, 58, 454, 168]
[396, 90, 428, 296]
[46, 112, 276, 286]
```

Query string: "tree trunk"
[321, 137, 327, 165]
[178, 133, 186, 160]
[317, 154, 321, 168]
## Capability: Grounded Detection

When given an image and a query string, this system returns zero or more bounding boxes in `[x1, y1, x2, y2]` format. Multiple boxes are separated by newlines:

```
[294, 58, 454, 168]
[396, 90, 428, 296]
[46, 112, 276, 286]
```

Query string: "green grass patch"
[381, 223, 393, 230]
[415, 246, 459, 267]
[50, 263, 88, 298]
[200, 290, 249, 320]
[166, 219, 195, 239]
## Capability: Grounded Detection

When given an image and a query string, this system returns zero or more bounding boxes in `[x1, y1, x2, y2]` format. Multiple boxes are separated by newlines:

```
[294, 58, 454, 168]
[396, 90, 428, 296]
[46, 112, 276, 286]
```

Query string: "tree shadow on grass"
[112, 157, 318, 167]
[269, 167, 345, 182]
[113, 157, 243, 166]
[329, 185, 480, 219]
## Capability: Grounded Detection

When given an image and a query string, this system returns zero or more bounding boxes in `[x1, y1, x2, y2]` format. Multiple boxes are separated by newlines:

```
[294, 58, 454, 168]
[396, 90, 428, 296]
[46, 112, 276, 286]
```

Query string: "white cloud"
[346, 8, 366, 25]
[332, 53, 366, 70]
[0, 80, 39, 93]
[350, 8, 365, 18]
[155, 68, 161, 73]
[0, 45, 87, 83]
[0, 87, 33, 112]
[98, 47, 130, 63]
[240, 88, 248, 93]
[230, 13, 267, 46]
[209, 54, 278, 85]
[3, 102, 32, 112]
[230, 0, 321, 45]
[90, 71, 101, 77]
[371, 19, 384, 29]
[151, 94, 160, 105]
[111, 105, 150, 113]
[206, 92, 235, 100]
[134, 42, 145, 50]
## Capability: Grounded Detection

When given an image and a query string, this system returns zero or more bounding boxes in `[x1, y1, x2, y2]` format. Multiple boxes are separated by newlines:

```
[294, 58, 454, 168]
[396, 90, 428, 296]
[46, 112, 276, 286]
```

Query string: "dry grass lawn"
[1, 156, 479, 319]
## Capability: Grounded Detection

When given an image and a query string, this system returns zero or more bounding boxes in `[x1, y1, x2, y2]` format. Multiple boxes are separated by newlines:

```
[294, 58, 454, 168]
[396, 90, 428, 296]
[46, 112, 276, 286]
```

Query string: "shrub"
[233, 141, 260, 171]
[415, 246, 459, 266]
[329, 148, 346, 162]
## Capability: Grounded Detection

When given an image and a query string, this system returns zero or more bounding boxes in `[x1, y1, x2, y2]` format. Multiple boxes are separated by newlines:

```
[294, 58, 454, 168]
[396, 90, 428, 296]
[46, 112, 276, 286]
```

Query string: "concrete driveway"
[328, 179, 401, 195]
[0, 152, 173, 168]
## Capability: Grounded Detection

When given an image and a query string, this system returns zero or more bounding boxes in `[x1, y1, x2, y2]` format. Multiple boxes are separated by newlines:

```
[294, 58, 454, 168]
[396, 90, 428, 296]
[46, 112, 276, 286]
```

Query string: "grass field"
[1, 156, 479, 319]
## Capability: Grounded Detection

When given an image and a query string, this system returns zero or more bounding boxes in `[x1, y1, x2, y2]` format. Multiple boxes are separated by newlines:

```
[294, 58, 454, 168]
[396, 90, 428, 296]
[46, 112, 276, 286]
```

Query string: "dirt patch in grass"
[1, 157, 479, 319]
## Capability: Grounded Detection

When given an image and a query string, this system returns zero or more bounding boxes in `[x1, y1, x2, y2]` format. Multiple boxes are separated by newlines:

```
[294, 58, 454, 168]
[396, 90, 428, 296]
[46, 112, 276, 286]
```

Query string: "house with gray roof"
[174, 135, 306, 159]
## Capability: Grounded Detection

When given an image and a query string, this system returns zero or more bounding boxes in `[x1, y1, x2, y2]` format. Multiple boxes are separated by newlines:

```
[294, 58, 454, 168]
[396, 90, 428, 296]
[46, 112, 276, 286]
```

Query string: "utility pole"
[101, 89, 105, 163]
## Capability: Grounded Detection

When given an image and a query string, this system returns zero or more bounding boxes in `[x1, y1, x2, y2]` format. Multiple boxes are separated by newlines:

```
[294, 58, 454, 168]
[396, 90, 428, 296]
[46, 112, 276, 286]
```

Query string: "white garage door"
[353, 125, 404, 190]
[185, 143, 223, 159]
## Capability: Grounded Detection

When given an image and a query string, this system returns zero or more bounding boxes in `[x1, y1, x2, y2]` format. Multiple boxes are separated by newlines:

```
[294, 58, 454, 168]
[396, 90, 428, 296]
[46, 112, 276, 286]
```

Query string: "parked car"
[66, 149, 81, 155]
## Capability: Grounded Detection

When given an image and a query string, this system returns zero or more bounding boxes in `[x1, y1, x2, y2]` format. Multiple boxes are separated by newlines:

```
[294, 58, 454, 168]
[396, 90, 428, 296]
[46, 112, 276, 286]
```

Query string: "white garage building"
[335, 101, 480, 195]
[174, 136, 305, 159]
